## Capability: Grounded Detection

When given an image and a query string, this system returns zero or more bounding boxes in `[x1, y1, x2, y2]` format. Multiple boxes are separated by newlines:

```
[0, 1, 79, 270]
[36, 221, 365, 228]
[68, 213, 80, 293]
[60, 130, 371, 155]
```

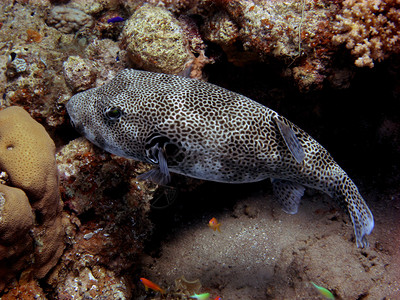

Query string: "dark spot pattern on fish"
[66, 69, 374, 248]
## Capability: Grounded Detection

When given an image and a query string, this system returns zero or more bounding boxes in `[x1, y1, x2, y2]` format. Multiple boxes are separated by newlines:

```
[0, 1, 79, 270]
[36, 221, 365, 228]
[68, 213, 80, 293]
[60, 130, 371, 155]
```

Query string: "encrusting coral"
[121, 4, 195, 75]
[333, 0, 400, 68]
[46, 6, 94, 34]
[63, 55, 96, 92]
[48, 137, 156, 299]
[0, 106, 65, 290]
[122, 0, 199, 15]
[200, 0, 340, 90]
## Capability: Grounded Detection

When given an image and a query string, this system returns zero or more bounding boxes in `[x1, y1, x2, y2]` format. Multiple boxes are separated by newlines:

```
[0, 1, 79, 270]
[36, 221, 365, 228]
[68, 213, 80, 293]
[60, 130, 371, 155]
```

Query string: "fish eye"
[104, 107, 123, 121]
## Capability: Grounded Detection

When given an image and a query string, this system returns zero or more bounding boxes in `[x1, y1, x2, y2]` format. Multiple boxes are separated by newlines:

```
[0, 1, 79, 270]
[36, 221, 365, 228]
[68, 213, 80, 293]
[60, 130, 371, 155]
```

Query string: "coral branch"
[333, 0, 400, 67]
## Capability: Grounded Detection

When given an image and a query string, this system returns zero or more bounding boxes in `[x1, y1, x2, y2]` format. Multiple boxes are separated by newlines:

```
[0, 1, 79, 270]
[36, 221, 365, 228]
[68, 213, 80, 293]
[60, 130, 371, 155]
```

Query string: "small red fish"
[208, 217, 221, 232]
[214, 297, 222, 300]
[140, 277, 165, 294]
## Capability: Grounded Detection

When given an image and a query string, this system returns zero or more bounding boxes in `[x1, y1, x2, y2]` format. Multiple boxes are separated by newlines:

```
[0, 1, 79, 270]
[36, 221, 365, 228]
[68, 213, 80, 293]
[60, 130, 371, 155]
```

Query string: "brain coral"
[0, 107, 60, 216]
[0, 106, 65, 289]
[0, 184, 34, 291]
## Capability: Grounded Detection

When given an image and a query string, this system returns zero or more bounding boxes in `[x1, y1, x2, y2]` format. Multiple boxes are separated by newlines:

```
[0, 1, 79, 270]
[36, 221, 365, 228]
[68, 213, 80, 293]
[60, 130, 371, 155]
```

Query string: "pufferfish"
[66, 69, 374, 248]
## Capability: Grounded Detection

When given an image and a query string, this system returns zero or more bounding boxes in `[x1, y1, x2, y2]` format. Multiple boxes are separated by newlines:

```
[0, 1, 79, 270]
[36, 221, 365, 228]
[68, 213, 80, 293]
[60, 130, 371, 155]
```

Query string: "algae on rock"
[121, 4, 194, 75]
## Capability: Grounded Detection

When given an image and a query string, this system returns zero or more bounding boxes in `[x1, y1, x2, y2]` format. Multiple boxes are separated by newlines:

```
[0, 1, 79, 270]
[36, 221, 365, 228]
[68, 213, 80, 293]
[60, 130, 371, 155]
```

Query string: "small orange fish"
[140, 277, 165, 294]
[208, 217, 221, 232]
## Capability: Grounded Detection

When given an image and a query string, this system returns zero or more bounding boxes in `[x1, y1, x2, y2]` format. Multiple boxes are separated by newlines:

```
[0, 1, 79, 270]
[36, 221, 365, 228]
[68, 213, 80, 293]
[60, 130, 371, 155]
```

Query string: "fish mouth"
[69, 118, 85, 136]
[66, 98, 85, 135]
[65, 97, 76, 120]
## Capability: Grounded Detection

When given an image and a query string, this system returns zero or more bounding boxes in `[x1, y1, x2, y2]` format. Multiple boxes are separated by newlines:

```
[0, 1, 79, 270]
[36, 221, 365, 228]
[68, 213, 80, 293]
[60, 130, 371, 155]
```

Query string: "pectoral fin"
[137, 148, 171, 185]
[271, 178, 305, 214]
[273, 116, 305, 163]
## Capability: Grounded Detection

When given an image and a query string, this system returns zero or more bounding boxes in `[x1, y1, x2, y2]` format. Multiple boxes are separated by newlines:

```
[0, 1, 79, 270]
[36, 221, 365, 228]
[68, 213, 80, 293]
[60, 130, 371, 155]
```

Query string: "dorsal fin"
[273, 116, 305, 163]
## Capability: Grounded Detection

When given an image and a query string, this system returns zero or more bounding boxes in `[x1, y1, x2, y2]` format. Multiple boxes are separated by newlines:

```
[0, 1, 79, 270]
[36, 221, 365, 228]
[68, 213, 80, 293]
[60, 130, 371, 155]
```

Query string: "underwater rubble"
[0, 0, 399, 299]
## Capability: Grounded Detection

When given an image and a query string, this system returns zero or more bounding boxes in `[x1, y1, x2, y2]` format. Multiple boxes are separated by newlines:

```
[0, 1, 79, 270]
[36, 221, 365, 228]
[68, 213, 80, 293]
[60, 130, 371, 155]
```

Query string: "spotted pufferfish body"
[67, 69, 374, 248]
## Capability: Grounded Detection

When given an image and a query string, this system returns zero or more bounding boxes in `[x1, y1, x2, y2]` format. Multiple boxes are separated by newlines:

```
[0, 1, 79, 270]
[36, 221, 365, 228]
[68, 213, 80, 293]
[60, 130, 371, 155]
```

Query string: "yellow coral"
[0, 185, 33, 246]
[0, 184, 34, 291]
[0, 106, 59, 216]
[0, 106, 64, 287]
[333, 0, 400, 67]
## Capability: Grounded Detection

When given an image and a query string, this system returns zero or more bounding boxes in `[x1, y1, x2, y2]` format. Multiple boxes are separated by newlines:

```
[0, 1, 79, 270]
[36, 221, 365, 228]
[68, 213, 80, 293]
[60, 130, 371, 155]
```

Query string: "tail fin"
[337, 176, 374, 248]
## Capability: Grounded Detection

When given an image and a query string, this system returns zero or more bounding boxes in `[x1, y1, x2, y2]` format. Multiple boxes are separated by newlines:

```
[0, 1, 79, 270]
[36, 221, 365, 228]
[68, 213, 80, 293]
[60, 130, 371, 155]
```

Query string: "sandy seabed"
[140, 181, 400, 299]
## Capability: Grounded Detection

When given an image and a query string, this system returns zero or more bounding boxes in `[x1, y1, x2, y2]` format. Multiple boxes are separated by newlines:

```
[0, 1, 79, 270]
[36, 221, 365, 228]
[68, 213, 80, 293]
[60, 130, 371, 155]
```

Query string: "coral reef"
[202, 11, 240, 55]
[122, 0, 199, 15]
[0, 2, 73, 132]
[0, 273, 47, 300]
[63, 56, 96, 92]
[333, 0, 400, 68]
[83, 38, 129, 87]
[68, 0, 120, 15]
[6, 57, 28, 78]
[51, 265, 131, 299]
[201, 0, 339, 91]
[0, 185, 34, 291]
[56, 137, 155, 218]
[121, 3, 213, 78]
[0, 106, 65, 290]
[121, 4, 195, 75]
[48, 137, 156, 298]
[0, 0, 398, 298]
[0, 2, 127, 135]
[46, 6, 94, 34]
